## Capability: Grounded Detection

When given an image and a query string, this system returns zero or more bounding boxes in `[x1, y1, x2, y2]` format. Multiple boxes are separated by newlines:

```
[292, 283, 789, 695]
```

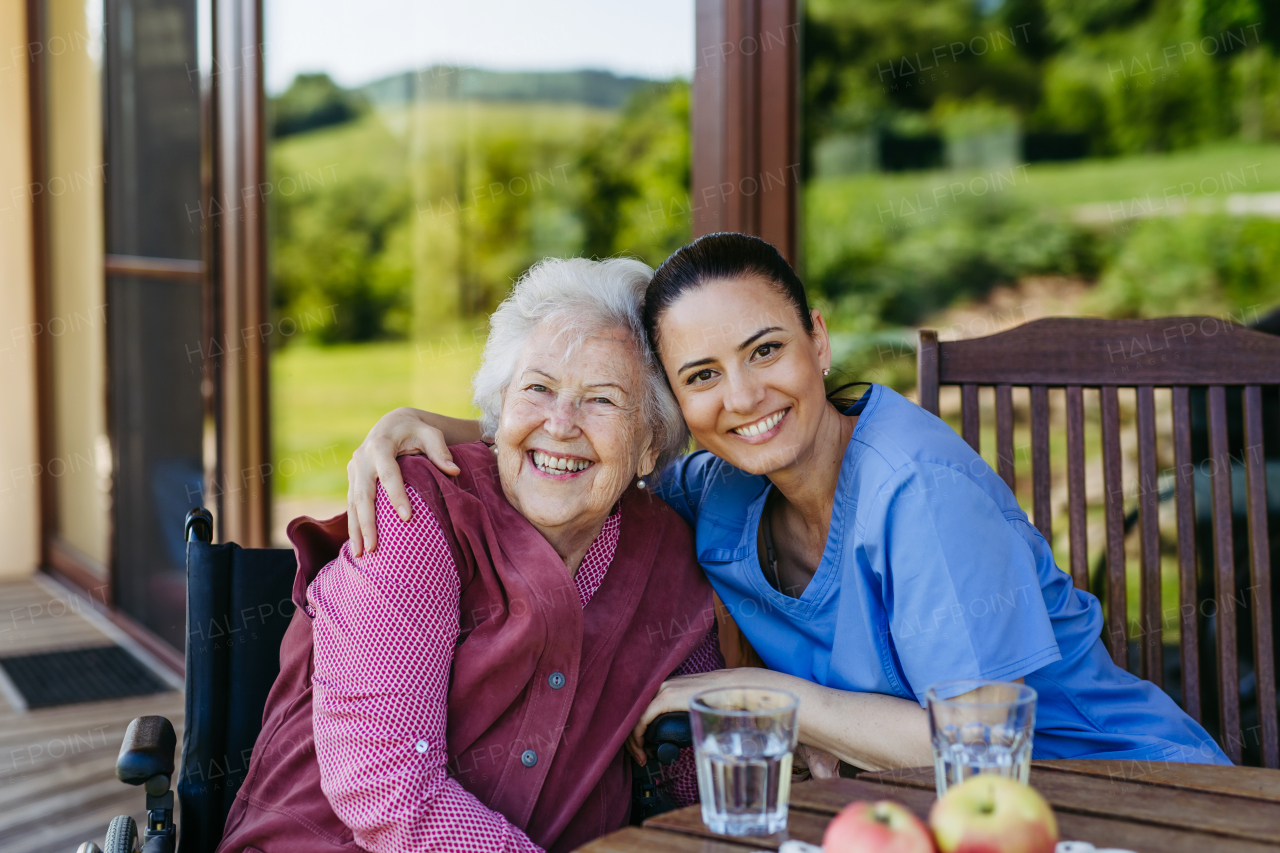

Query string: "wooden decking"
[0, 577, 184, 853]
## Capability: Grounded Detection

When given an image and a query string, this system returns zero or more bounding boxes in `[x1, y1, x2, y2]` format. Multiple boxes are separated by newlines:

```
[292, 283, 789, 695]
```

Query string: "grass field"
[805, 141, 1280, 279]
[271, 330, 482, 499]
[807, 141, 1280, 223]
[271, 100, 618, 183]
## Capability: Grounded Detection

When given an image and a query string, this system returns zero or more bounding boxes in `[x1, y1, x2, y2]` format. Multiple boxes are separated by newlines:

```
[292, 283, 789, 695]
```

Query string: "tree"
[271, 73, 367, 138]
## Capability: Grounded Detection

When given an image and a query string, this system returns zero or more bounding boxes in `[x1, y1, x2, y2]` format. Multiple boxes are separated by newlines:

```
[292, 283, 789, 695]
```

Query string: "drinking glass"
[690, 686, 799, 836]
[927, 679, 1037, 798]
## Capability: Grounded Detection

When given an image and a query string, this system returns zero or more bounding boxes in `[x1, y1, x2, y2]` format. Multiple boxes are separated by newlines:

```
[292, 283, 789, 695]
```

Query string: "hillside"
[361, 67, 661, 110]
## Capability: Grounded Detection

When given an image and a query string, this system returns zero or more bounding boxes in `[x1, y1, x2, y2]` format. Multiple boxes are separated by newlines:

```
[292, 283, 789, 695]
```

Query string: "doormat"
[0, 645, 171, 710]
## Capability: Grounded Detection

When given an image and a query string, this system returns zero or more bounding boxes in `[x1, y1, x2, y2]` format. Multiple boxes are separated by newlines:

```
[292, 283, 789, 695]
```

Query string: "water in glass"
[696, 730, 793, 836]
[933, 724, 1033, 791]
[926, 680, 1037, 798]
[690, 687, 798, 837]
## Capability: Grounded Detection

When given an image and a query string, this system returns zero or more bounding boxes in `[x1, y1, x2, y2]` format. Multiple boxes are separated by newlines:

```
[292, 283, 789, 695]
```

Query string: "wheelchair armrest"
[117, 716, 177, 788]
[643, 712, 692, 765]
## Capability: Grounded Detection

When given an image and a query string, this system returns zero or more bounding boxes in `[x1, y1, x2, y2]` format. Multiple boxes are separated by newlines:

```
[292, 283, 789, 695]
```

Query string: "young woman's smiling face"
[654, 275, 834, 476]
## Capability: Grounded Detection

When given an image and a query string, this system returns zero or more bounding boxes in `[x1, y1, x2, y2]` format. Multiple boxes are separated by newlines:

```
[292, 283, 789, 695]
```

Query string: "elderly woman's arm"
[310, 482, 542, 853]
[346, 407, 480, 555]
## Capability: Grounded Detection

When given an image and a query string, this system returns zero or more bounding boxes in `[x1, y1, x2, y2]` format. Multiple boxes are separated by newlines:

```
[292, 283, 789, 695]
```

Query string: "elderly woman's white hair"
[473, 257, 689, 473]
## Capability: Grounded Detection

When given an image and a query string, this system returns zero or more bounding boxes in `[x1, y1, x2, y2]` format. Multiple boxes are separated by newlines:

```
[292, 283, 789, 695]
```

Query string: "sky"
[264, 0, 696, 94]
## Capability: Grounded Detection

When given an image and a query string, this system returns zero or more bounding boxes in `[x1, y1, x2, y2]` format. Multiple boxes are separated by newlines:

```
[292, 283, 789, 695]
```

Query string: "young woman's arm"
[627, 668, 933, 773]
[346, 407, 481, 554]
[628, 670, 1024, 773]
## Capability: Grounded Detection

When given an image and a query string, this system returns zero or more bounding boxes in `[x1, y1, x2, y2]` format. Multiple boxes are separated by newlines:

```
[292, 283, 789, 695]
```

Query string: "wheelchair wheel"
[104, 815, 140, 853]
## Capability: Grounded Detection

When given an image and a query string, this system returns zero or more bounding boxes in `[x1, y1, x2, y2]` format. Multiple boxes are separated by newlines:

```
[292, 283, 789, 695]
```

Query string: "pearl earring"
[636, 477, 647, 490]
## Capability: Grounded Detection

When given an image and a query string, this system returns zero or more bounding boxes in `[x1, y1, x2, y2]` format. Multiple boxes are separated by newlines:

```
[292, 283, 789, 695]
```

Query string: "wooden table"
[578, 761, 1280, 852]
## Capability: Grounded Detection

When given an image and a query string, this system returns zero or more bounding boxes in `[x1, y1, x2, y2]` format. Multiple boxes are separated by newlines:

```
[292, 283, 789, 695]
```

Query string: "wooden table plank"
[1031, 759, 1280, 803]
[856, 765, 1280, 844]
[645, 803, 828, 849]
[578, 826, 771, 852]
[788, 776, 936, 815]
[1026, 810, 1278, 853]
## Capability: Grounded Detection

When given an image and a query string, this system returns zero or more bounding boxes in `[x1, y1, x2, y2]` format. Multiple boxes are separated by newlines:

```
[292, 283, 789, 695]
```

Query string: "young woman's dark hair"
[642, 231, 866, 410]
[643, 232, 812, 346]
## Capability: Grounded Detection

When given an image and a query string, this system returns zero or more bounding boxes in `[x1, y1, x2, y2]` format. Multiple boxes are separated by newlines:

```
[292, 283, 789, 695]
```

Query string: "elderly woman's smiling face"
[495, 320, 657, 537]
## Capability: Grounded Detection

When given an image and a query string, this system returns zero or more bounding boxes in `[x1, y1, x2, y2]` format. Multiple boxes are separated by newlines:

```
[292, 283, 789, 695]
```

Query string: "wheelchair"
[78, 508, 691, 853]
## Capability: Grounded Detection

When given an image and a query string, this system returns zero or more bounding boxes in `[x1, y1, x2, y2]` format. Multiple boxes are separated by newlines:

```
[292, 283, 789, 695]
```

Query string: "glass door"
[34, 0, 206, 652]
[102, 0, 205, 649]
[263, 0, 697, 539]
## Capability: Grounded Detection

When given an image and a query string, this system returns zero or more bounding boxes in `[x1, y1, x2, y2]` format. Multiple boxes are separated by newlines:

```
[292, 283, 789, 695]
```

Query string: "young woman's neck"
[766, 404, 856, 528]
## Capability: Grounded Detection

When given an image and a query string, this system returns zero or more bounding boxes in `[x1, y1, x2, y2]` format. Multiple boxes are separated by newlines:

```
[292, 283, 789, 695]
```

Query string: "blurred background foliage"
[267, 0, 1280, 502]
[268, 72, 690, 345]
[801, 0, 1280, 385]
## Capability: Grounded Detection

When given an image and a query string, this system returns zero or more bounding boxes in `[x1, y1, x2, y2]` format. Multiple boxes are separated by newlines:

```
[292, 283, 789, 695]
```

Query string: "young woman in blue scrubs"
[345, 233, 1229, 771]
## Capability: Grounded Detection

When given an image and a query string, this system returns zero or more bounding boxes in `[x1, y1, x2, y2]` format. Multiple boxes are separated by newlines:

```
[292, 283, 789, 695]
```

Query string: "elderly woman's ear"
[637, 439, 658, 482]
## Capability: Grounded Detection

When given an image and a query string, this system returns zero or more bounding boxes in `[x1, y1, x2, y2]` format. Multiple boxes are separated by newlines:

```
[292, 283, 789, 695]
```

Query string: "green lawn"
[808, 141, 1280, 222]
[271, 332, 482, 498]
[272, 100, 617, 183]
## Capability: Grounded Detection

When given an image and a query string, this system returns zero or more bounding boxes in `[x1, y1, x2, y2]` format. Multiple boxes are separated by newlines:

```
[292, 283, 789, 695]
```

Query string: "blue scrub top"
[655, 384, 1229, 764]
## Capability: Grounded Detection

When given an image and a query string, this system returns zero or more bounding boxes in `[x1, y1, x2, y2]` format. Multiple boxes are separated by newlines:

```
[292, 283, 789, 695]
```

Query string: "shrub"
[810, 193, 1099, 328]
[1084, 214, 1280, 318]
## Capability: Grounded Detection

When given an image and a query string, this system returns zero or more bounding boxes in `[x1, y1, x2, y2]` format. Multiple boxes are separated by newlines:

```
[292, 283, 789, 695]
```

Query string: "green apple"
[824, 799, 936, 853]
[928, 775, 1058, 853]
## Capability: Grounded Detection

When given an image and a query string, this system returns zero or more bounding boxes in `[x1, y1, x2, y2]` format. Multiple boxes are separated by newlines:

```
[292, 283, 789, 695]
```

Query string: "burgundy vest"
[216, 444, 714, 853]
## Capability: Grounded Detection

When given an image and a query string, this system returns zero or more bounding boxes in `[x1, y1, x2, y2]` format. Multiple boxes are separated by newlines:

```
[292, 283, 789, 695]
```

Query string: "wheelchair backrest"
[179, 513, 296, 853]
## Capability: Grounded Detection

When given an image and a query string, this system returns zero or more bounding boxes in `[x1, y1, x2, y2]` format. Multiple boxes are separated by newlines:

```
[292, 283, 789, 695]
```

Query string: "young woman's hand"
[626, 669, 843, 778]
[626, 666, 934, 772]
[626, 669, 783, 766]
[346, 407, 459, 556]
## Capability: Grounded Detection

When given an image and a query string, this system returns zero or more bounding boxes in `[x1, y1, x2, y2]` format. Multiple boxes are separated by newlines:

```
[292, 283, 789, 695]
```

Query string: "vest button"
[548, 671, 565, 689]
[520, 749, 537, 767]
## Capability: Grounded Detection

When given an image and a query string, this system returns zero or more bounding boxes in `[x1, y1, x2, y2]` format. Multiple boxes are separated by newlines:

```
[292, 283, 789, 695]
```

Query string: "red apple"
[928, 775, 1058, 853]
[824, 799, 936, 853]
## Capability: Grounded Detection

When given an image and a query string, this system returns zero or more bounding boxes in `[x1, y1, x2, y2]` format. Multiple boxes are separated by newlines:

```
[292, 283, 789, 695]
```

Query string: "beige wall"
[0, 0, 42, 581]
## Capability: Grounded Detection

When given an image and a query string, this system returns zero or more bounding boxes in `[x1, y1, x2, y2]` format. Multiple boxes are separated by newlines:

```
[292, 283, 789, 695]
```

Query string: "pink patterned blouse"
[307, 483, 721, 852]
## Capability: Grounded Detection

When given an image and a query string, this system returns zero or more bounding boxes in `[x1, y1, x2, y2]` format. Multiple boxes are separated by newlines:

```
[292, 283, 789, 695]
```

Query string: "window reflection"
[44, 0, 110, 574]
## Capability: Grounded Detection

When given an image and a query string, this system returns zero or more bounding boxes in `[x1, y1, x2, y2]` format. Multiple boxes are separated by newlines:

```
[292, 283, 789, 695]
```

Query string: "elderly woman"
[216, 258, 722, 853]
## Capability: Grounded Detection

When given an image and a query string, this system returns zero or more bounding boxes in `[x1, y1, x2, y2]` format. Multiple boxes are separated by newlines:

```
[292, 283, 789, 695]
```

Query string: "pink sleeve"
[661, 626, 724, 807]
[309, 483, 542, 853]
